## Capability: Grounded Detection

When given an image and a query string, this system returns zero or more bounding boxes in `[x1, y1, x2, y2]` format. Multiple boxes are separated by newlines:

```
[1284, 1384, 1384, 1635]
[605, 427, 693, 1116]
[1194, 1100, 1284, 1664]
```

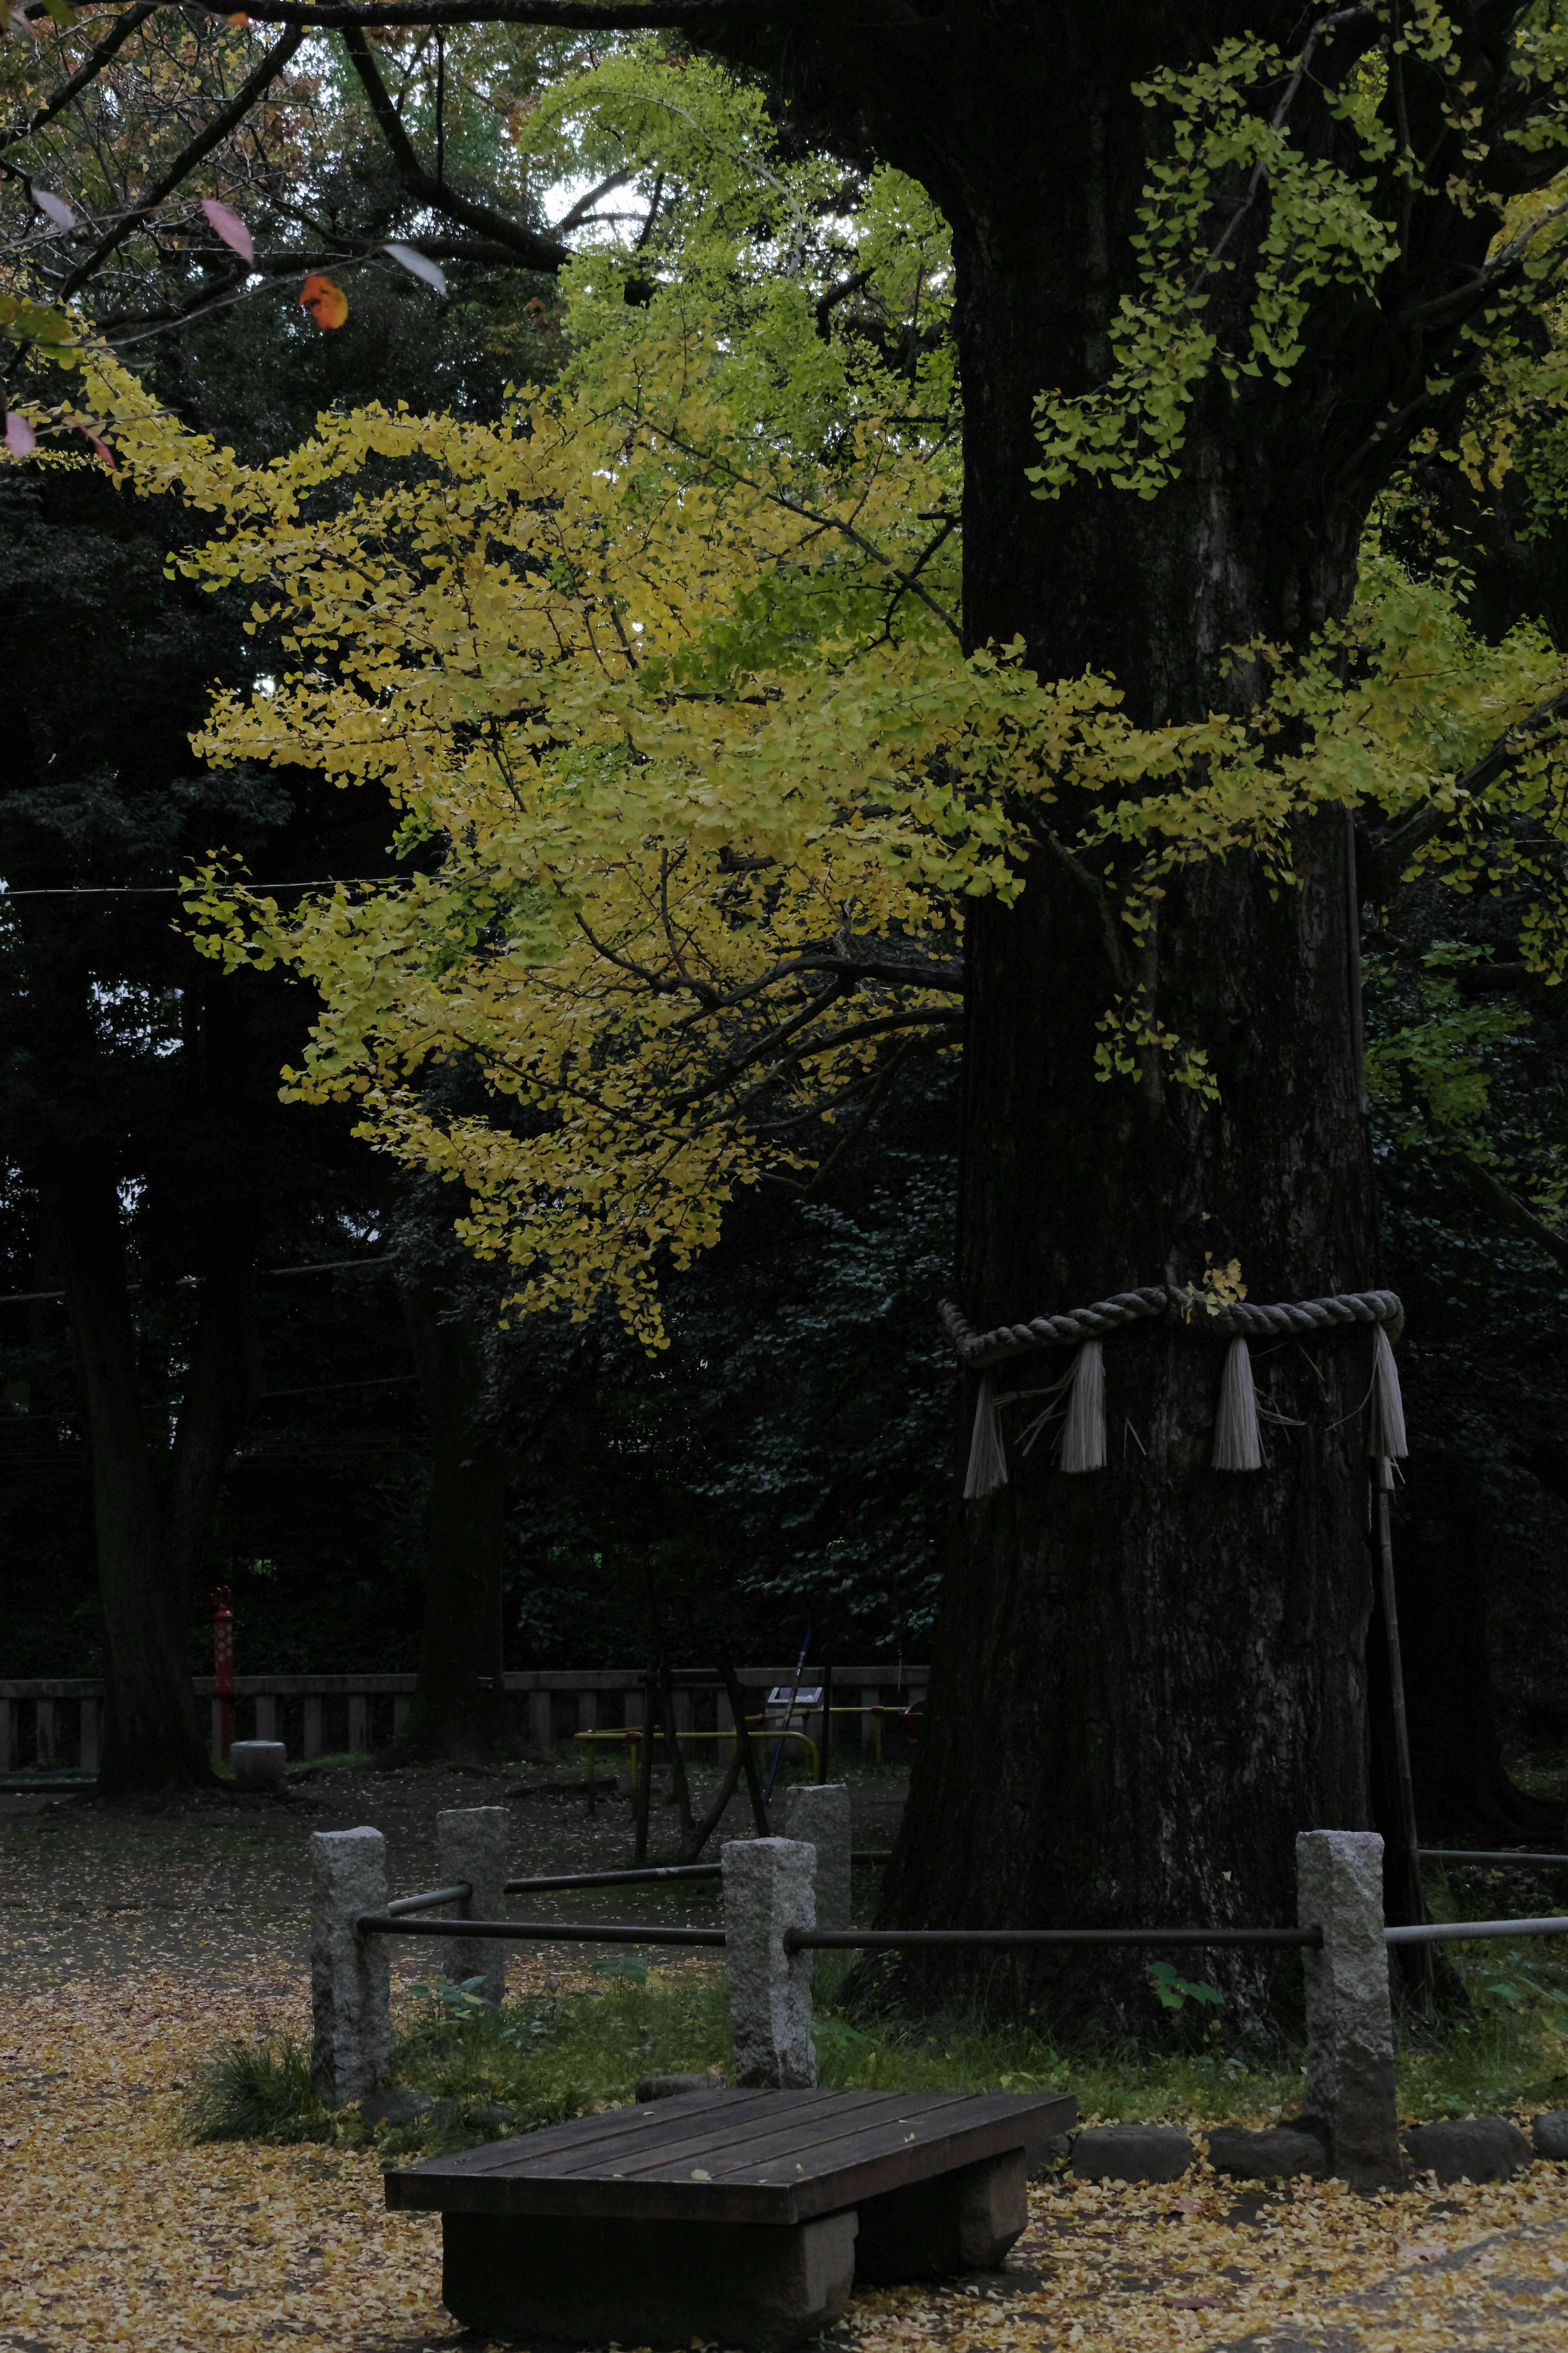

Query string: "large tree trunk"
[819, 22, 1404, 2025]
[396, 1285, 511, 1764]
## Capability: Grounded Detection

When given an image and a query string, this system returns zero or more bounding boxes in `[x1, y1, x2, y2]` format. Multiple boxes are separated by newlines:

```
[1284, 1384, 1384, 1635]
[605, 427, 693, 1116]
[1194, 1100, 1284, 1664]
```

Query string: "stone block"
[230, 1740, 285, 1789]
[1404, 2116, 1533, 2183]
[1071, 2124, 1194, 2183]
[636, 2070, 728, 2101]
[361, 2087, 433, 2127]
[1207, 2126, 1329, 2181]
[1297, 1829, 1401, 2187]
[436, 1806, 509, 2005]
[1533, 2108, 1568, 2159]
[779, 1783, 852, 1932]
[722, 1837, 816, 2089]
[441, 2206, 858, 2351]
[854, 2148, 1028, 2281]
[310, 1826, 391, 2110]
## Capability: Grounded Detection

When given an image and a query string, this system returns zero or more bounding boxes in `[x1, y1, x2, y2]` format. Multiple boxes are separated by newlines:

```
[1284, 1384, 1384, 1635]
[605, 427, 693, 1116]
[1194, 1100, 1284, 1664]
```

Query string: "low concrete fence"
[311, 1815, 1567, 2189]
[0, 1666, 927, 1773]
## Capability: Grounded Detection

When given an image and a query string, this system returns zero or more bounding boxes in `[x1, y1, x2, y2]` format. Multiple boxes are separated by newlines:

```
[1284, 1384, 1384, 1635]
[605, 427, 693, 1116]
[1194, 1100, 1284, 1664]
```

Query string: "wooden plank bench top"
[386, 2085, 1074, 2227]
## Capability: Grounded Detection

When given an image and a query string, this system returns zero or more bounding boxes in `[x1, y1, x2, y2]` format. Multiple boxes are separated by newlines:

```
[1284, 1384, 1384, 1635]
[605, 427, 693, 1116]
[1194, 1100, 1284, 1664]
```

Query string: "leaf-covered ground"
[7, 1963, 1568, 2351]
[6, 1769, 1568, 2351]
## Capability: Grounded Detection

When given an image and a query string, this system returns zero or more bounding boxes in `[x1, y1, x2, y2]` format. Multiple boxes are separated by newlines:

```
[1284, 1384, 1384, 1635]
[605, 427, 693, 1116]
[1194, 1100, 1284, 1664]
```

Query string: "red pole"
[212, 1586, 235, 1761]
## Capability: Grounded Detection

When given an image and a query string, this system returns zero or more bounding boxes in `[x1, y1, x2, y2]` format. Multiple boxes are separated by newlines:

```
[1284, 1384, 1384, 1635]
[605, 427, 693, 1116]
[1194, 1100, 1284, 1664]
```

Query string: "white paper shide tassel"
[1211, 1336, 1262, 1472]
[964, 1373, 1009, 1499]
[1060, 1340, 1106, 1474]
[1367, 1322, 1408, 1461]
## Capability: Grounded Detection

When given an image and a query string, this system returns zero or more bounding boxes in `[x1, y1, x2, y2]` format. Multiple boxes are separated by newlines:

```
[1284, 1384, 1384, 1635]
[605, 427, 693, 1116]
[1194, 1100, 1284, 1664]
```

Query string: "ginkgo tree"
[13, 5, 1568, 2021]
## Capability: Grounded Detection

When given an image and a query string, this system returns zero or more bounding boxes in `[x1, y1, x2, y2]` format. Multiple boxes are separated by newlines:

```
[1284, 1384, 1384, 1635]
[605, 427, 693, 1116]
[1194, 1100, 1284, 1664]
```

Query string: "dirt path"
[0, 1762, 906, 1985]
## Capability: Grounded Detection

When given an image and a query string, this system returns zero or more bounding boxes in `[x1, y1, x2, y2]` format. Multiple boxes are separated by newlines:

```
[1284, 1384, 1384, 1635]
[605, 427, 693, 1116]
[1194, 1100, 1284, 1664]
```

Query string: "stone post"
[438, 1806, 510, 2005]
[779, 1783, 852, 1932]
[310, 1826, 392, 2109]
[1297, 1829, 1402, 2187]
[231, 1740, 285, 1791]
[722, 1838, 817, 2088]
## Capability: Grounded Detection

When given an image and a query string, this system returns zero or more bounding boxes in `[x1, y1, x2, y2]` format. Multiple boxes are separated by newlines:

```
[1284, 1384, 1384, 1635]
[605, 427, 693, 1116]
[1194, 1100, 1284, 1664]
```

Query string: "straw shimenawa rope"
[939, 1286, 1404, 1365]
[939, 1288, 1406, 1496]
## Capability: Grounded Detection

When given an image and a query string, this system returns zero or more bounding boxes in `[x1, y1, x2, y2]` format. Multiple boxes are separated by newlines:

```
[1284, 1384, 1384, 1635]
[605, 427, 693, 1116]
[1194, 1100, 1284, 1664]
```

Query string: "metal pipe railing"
[356, 1914, 726, 1946]
[501, 1863, 722, 1894]
[385, 1883, 471, 1917]
[1418, 1848, 1568, 1869]
[785, 1925, 1323, 1952]
[1386, 1914, 1568, 1945]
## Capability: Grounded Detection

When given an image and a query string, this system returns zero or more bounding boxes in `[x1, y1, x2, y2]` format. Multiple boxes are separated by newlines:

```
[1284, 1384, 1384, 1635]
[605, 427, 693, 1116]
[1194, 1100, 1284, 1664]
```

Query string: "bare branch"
[59, 27, 307, 299]
[192, 0, 773, 25]
[341, 25, 572, 274]
[555, 166, 635, 236]
[0, 2, 162, 157]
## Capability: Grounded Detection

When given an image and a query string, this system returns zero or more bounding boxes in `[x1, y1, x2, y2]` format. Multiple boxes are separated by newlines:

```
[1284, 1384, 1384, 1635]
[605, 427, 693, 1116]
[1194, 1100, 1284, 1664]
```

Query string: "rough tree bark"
[44, 1153, 254, 1795]
[394, 1284, 511, 1764]
[879, 256, 1378, 2019]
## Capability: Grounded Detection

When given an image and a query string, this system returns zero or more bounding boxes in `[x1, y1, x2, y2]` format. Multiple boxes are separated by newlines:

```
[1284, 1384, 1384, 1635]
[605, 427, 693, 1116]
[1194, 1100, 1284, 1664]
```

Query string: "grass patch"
[187, 2031, 333, 2145]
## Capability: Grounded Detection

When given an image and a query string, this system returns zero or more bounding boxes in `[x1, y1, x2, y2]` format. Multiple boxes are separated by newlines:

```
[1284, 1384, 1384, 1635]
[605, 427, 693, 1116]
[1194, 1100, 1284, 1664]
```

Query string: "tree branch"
[1450, 1150, 1568, 1278]
[194, 0, 772, 25]
[555, 166, 635, 235]
[96, 236, 536, 338]
[0, 1, 162, 156]
[341, 25, 572, 274]
[1359, 683, 1568, 903]
[59, 26, 306, 299]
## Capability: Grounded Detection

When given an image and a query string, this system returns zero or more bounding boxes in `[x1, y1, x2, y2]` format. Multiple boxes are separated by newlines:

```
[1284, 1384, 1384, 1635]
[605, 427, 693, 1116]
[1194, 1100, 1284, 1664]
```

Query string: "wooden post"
[719, 1659, 771, 1837]
[633, 1674, 658, 1865]
[658, 1661, 696, 1849]
[1373, 1457, 1433, 2020]
[303, 1695, 324, 1759]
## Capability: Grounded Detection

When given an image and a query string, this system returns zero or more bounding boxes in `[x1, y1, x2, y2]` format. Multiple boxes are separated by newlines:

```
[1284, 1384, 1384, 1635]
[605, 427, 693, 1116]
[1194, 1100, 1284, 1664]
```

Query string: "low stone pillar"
[779, 1784, 852, 1932]
[723, 1838, 817, 2088]
[1297, 1829, 1402, 2187]
[311, 1826, 392, 2109]
[231, 1740, 285, 1790]
[438, 1807, 510, 2005]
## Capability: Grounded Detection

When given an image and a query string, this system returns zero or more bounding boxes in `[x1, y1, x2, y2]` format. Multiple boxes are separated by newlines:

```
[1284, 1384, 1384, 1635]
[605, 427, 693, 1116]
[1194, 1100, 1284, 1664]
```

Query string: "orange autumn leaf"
[299, 273, 347, 330]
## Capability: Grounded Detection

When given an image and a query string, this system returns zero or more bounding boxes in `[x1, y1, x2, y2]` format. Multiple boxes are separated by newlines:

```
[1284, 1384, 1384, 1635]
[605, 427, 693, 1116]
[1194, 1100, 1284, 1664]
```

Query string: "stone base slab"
[441, 2207, 858, 2351]
[853, 2148, 1028, 2282]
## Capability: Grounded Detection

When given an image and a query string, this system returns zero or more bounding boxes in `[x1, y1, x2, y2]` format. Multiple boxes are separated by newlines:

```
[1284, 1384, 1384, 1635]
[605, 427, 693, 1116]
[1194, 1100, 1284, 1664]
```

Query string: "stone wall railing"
[0, 1666, 927, 1773]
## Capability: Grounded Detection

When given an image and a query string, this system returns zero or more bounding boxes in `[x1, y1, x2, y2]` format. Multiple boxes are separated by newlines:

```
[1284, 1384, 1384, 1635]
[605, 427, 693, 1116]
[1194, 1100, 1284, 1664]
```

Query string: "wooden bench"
[386, 2084, 1074, 2349]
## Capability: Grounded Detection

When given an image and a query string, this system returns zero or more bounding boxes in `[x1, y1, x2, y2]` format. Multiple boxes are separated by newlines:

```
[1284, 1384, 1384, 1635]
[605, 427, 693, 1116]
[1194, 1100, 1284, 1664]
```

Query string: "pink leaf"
[4, 411, 36, 457]
[33, 186, 75, 232]
[201, 198, 253, 263]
